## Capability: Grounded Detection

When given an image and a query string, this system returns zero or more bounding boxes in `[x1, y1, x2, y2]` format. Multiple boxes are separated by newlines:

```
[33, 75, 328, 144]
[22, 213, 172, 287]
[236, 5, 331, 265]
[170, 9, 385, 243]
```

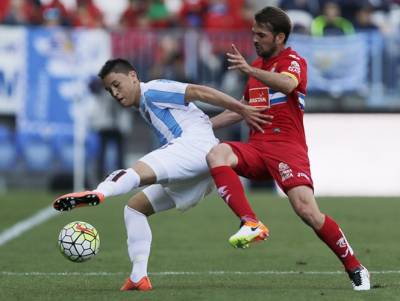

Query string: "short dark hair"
[255, 6, 292, 43]
[98, 58, 137, 79]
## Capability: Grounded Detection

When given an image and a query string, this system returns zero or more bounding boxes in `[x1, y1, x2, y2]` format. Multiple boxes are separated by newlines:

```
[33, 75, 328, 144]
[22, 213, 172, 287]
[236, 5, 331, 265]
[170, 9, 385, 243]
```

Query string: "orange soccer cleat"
[120, 276, 153, 291]
[53, 191, 105, 212]
[228, 220, 269, 249]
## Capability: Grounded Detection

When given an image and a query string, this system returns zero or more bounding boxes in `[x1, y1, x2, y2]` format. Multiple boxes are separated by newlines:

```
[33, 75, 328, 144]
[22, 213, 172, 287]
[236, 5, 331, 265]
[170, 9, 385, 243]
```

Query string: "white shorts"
[139, 135, 218, 212]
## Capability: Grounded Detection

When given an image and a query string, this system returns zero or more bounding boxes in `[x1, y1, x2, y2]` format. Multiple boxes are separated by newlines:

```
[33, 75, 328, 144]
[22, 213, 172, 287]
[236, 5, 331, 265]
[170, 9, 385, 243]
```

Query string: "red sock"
[210, 166, 258, 222]
[315, 215, 361, 272]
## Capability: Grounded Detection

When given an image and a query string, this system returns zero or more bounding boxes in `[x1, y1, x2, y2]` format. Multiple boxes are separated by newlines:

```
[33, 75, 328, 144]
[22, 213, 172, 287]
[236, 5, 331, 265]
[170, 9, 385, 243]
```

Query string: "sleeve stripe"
[145, 89, 187, 106]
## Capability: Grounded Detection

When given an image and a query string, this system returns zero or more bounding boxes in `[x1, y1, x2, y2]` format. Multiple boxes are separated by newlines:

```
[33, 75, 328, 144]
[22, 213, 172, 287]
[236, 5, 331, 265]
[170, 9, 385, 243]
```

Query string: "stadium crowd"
[0, 0, 399, 34]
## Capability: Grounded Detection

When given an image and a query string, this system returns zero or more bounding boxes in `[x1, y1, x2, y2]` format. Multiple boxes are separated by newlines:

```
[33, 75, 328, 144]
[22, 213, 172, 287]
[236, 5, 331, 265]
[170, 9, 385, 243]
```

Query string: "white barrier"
[305, 114, 400, 196]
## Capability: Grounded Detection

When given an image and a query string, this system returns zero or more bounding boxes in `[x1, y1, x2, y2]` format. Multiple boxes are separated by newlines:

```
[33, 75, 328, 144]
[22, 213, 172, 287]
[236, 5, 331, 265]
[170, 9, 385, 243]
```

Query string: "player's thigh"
[262, 144, 313, 193]
[142, 184, 176, 213]
[142, 176, 213, 213]
[165, 174, 214, 211]
[225, 141, 272, 179]
[139, 137, 216, 184]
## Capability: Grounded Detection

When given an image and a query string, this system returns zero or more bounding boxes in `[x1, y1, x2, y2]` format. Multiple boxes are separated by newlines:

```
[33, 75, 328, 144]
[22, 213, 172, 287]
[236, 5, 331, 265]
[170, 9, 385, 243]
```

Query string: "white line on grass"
[0, 206, 59, 246]
[1, 271, 400, 276]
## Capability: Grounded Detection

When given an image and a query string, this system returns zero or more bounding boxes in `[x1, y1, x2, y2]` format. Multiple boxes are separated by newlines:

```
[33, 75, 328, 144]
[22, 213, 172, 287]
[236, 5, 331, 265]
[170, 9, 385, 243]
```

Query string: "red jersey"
[244, 47, 307, 146]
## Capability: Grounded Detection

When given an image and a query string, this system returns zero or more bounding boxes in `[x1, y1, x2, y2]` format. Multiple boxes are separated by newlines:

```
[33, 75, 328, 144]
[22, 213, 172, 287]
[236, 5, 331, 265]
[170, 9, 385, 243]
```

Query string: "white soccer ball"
[58, 221, 100, 262]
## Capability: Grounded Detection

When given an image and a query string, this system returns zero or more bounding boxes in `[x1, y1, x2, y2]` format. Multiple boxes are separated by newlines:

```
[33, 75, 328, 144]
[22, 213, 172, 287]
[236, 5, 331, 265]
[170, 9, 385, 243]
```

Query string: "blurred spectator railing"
[0, 26, 399, 119]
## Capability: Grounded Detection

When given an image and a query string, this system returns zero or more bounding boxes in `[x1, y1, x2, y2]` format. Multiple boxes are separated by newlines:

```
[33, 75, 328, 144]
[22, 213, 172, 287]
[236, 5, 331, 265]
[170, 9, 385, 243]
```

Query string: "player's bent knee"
[293, 203, 324, 229]
[206, 144, 233, 167]
[127, 191, 155, 217]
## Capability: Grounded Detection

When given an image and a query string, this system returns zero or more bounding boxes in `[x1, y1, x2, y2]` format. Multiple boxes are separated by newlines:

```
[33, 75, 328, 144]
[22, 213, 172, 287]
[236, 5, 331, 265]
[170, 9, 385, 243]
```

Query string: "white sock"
[94, 168, 140, 198]
[124, 205, 152, 282]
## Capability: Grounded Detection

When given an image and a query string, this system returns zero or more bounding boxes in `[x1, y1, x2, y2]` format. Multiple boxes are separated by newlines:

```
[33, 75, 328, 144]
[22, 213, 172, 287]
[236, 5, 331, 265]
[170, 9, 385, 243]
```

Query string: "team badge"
[278, 162, 293, 182]
[288, 60, 301, 74]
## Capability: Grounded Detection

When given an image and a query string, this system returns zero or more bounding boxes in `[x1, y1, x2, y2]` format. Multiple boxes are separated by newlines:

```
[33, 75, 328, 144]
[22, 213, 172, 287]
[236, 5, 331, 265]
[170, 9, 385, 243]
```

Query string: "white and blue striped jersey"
[138, 79, 215, 146]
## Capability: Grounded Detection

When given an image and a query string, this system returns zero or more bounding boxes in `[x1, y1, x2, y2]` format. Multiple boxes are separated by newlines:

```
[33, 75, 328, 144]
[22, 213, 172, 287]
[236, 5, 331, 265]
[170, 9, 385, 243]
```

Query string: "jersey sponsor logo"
[288, 61, 301, 75]
[278, 162, 293, 182]
[248, 87, 270, 108]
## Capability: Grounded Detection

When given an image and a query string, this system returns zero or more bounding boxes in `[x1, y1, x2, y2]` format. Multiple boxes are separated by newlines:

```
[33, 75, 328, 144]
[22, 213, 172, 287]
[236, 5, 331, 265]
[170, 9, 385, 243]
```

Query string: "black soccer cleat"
[347, 265, 371, 291]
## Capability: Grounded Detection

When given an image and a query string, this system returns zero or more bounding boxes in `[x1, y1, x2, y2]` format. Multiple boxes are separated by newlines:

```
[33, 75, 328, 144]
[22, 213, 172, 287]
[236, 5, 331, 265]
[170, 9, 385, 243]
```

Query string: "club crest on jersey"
[288, 60, 300, 74]
[278, 162, 293, 182]
[248, 87, 270, 108]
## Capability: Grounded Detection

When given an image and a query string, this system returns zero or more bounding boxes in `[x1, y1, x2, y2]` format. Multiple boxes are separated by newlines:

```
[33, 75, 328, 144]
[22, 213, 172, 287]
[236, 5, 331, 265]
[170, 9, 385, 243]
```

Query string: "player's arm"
[227, 44, 298, 95]
[246, 68, 297, 95]
[185, 84, 272, 132]
[209, 109, 243, 130]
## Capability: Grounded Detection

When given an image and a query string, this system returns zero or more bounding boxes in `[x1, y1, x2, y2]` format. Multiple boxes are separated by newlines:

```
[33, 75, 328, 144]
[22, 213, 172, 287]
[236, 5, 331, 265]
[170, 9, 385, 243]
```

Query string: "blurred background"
[0, 0, 399, 196]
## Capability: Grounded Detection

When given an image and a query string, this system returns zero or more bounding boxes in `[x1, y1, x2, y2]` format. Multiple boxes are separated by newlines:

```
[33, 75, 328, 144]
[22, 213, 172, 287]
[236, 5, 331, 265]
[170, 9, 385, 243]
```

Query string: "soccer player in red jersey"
[207, 6, 370, 291]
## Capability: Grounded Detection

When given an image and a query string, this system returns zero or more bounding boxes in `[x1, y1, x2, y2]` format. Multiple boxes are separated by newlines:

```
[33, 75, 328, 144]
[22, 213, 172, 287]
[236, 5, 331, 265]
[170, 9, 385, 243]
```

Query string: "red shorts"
[225, 140, 314, 193]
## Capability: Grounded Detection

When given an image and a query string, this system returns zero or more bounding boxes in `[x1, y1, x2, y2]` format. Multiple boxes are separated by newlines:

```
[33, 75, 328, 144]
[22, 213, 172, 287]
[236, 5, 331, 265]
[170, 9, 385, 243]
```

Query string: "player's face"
[102, 71, 140, 107]
[252, 21, 279, 60]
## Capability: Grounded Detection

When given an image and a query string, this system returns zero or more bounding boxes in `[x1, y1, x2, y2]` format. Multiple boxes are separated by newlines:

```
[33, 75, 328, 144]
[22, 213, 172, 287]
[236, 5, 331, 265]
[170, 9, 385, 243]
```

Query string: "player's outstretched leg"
[287, 186, 370, 291]
[53, 167, 142, 212]
[53, 191, 105, 211]
[229, 220, 269, 249]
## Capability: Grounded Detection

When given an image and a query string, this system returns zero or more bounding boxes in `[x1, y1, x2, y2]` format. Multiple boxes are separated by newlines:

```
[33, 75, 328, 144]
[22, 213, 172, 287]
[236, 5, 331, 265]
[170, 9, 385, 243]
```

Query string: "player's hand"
[227, 44, 253, 75]
[240, 105, 273, 133]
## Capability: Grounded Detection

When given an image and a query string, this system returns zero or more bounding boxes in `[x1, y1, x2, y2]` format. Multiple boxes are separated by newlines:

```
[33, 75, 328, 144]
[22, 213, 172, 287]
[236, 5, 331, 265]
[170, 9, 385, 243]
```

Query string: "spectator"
[247, 0, 279, 13]
[229, 0, 253, 30]
[280, 0, 320, 17]
[42, 7, 62, 27]
[119, 0, 149, 28]
[3, 0, 42, 26]
[285, 9, 313, 34]
[149, 35, 189, 82]
[178, 0, 208, 28]
[203, 0, 239, 30]
[41, 0, 70, 26]
[311, 1, 355, 36]
[0, 0, 11, 23]
[353, 5, 380, 32]
[146, 0, 172, 28]
[71, 0, 104, 28]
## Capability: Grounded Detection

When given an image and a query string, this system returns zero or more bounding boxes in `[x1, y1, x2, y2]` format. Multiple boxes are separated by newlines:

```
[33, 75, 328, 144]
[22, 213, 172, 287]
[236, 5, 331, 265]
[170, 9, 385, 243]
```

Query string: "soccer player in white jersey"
[53, 58, 272, 291]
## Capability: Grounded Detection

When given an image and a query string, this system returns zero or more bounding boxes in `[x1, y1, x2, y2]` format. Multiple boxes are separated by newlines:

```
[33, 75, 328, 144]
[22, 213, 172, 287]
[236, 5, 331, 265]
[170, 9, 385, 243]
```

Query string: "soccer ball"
[58, 221, 100, 262]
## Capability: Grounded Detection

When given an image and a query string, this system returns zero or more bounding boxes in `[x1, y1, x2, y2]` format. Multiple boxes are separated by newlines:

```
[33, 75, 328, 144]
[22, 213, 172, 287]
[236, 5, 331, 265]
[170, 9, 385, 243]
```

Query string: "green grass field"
[1, 190, 400, 301]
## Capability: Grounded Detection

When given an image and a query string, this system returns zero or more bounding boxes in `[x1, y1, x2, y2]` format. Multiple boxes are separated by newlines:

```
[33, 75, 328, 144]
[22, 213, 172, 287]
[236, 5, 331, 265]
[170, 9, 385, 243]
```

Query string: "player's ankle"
[240, 215, 259, 223]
